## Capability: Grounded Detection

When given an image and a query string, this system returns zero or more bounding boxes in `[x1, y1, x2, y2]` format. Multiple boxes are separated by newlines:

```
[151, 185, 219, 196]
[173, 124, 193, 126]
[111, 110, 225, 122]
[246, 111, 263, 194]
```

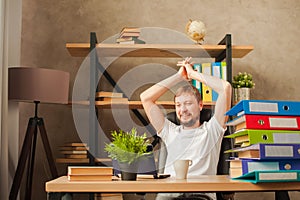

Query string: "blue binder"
[226, 100, 300, 116]
[230, 159, 300, 175]
[232, 170, 300, 183]
[211, 62, 221, 101]
[226, 143, 300, 160]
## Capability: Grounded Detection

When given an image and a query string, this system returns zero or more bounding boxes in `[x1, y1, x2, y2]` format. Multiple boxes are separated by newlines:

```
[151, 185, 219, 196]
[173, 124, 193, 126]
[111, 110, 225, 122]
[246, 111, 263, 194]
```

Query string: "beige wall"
[19, 0, 300, 199]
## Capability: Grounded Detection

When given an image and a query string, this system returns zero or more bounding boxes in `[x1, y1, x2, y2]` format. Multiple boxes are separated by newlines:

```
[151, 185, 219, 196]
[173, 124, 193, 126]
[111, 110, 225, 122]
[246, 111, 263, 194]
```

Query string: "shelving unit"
[66, 32, 253, 164]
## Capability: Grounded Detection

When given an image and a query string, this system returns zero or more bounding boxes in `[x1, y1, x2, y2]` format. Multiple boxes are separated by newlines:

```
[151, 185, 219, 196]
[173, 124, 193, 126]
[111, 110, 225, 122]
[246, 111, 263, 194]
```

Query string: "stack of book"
[96, 91, 128, 103]
[56, 143, 89, 163]
[116, 27, 145, 44]
[67, 166, 113, 181]
[225, 100, 300, 183]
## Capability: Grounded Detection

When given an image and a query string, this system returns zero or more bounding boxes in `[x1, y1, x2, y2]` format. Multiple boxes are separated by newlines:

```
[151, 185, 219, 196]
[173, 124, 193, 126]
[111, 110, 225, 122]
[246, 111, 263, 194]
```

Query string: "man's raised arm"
[140, 67, 187, 132]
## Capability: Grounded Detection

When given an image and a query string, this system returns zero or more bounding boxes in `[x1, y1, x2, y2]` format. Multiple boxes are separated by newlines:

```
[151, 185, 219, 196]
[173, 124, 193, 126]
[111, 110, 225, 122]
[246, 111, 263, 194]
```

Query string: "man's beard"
[179, 115, 200, 127]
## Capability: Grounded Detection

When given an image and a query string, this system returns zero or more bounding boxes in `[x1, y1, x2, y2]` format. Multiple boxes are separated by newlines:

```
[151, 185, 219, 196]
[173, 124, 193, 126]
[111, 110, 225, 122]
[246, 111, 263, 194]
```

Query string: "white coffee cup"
[173, 159, 192, 179]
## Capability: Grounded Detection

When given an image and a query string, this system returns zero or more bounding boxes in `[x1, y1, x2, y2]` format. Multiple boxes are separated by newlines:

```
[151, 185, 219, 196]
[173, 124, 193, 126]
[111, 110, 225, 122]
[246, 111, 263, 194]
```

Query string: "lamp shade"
[8, 67, 70, 104]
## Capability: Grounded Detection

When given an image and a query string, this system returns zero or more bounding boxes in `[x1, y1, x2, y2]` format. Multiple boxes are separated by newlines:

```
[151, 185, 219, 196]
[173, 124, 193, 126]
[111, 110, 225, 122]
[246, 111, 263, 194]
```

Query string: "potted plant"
[232, 72, 255, 103]
[104, 127, 151, 180]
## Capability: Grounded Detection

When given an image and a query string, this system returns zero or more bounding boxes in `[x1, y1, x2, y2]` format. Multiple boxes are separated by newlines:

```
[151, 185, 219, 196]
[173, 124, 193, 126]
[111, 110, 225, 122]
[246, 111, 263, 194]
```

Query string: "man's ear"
[199, 100, 203, 111]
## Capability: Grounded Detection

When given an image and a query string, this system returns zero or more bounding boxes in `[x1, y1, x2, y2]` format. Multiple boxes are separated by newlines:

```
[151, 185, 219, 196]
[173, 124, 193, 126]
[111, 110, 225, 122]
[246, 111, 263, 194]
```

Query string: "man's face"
[175, 93, 202, 128]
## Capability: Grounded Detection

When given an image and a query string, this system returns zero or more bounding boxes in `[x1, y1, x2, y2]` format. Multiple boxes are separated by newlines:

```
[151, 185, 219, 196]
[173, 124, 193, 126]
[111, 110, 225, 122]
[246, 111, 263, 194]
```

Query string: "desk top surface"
[46, 175, 300, 193]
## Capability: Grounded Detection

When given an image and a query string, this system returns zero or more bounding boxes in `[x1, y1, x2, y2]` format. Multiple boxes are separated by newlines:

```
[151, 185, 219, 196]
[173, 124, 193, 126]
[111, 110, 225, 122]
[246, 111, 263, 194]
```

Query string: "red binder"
[226, 114, 300, 131]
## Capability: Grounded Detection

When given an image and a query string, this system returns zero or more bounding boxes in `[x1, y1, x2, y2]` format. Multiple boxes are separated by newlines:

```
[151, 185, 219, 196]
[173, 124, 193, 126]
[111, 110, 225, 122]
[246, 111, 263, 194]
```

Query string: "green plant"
[104, 127, 150, 164]
[232, 72, 255, 88]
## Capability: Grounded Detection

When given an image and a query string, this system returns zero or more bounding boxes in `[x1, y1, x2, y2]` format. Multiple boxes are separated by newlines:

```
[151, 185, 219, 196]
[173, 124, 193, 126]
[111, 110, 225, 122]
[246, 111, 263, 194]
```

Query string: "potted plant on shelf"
[232, 72, 255, 104]
[104, 127, 151, 180]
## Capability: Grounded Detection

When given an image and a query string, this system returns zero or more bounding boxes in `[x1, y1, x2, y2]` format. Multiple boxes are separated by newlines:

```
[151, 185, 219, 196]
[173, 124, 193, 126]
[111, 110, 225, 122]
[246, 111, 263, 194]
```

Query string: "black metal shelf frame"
[88, 33, 233, 164]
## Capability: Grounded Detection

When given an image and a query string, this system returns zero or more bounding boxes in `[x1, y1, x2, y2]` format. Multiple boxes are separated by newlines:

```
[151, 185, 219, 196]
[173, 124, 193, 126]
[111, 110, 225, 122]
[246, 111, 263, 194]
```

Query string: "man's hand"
[177, 57, 194, 81]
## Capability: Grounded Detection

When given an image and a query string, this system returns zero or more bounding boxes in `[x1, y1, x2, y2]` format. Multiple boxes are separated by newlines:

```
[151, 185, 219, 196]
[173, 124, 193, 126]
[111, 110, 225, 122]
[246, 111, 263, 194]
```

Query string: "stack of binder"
[225, 100, 300, 183]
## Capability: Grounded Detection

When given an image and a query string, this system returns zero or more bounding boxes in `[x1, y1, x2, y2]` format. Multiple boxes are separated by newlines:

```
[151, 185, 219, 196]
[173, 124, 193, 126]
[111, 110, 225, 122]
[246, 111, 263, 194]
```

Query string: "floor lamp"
[8, 67, 70, 200]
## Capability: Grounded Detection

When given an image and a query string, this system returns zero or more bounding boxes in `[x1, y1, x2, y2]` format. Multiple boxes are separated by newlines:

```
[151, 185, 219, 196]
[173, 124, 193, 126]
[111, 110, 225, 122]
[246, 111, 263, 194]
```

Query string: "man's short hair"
[175, 85, 202, 103]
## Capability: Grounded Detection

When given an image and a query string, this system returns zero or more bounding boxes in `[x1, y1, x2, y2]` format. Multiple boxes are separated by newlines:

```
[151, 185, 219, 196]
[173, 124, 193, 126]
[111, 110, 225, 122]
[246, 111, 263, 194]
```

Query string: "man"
[140, 57, 232, 200]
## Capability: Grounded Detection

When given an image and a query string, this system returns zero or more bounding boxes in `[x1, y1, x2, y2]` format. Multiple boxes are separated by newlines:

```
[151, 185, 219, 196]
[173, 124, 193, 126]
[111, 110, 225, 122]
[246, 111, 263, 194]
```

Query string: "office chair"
[157, 108, 234, 200]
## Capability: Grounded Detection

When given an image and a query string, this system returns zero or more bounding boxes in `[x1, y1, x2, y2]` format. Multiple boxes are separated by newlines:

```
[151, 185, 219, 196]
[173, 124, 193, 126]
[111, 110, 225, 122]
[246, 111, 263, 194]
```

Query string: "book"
[226, 143, 300, 160]
[226, 114, 300, 131]
[60, 150, 87, 154]
[220, 62, 227, 81]
[65, 154, 87, 159]
[60, 146, 89, 151]
[226, 100, 300, 116]
[67, 174, 112, 181]
[120, 27, 141, 34]
[191, 63, 201, 94]
[64, 142, 87, 147]
[232, 170, 300, 183]
[56, 158, 89, 163]
[201, 63, 212, 102]
[225, 129, 300, 146]
[68, 166, 113, 175]
[96, 91, 123, 98]
[99, 97, 129, 103]
[119, 31, 140, 38]
[229, 158, 300, 178]
[118, 37, 145, 44]
[211, 62, 221, 101]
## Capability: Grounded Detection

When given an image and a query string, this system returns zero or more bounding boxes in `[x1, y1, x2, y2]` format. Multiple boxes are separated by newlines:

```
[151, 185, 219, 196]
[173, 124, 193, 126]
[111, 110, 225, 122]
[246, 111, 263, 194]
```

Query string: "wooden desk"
[46, 175, 300, 199]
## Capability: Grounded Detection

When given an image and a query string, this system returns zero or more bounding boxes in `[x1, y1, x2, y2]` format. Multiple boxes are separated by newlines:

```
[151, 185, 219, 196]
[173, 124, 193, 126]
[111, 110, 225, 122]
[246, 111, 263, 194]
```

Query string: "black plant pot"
[120, 171, 137, 181]
[118, 161, 139, 181]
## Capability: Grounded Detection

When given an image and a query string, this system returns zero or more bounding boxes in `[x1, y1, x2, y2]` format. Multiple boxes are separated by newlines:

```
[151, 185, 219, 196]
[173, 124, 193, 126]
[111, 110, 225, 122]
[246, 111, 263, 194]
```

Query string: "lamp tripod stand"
[9, 101, 58, 200]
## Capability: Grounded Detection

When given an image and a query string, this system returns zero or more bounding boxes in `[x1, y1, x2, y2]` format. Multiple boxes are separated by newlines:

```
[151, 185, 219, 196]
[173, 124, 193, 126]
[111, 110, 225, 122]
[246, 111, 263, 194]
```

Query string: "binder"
[229, 159, 300, 178]
[226, 114, 300, 131]
[211, 62, 221, 101]
[226, 99, 300, 116]
[220, 61, 227, 81]
[191, 63, 202, 94]
[226, 143, 300, 160]
[201, 63, 212, 102]
[232, 170, 300, 183]
[225, 129, 300, 146]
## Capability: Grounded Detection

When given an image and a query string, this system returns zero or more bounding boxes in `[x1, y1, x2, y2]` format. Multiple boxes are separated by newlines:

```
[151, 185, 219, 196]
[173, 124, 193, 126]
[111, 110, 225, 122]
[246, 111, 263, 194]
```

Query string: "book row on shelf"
[191, 61, 227, 103]
[56, 143, 89, 163]
[225, 99, 300, 183]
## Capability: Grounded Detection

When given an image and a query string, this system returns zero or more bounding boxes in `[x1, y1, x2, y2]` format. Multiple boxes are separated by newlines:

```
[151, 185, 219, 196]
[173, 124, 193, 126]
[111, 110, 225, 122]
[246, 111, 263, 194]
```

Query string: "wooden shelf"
[66, 43, 253, 58]
[70, 100, 215, 109]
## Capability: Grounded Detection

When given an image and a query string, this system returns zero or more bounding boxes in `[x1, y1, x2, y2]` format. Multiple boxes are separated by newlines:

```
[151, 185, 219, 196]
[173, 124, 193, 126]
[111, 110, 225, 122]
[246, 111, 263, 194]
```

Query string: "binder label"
[273, 133, 300, 143]
[265, 146, 293, 157]
[269, 118, 298, 128]
[249, 102, 278, 113]
[248, 162, 279, 172]
[259, 172, 297, 180]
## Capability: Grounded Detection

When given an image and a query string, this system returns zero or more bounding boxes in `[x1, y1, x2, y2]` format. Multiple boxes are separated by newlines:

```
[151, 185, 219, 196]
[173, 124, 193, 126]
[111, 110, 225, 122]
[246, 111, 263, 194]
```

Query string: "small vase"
[236, 88, 250, 103]
[118, 161, 139, 181]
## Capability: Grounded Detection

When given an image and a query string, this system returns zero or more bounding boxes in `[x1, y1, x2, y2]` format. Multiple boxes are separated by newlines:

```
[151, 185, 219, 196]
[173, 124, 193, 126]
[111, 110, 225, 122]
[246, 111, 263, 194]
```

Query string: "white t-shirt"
[158, 116, 226, 177]
[156, 116, 226, 200]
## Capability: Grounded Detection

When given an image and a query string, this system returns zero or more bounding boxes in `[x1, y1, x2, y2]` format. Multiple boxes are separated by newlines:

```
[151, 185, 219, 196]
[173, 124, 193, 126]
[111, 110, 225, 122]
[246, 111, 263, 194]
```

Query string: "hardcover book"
[68, 166, 113, 175]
